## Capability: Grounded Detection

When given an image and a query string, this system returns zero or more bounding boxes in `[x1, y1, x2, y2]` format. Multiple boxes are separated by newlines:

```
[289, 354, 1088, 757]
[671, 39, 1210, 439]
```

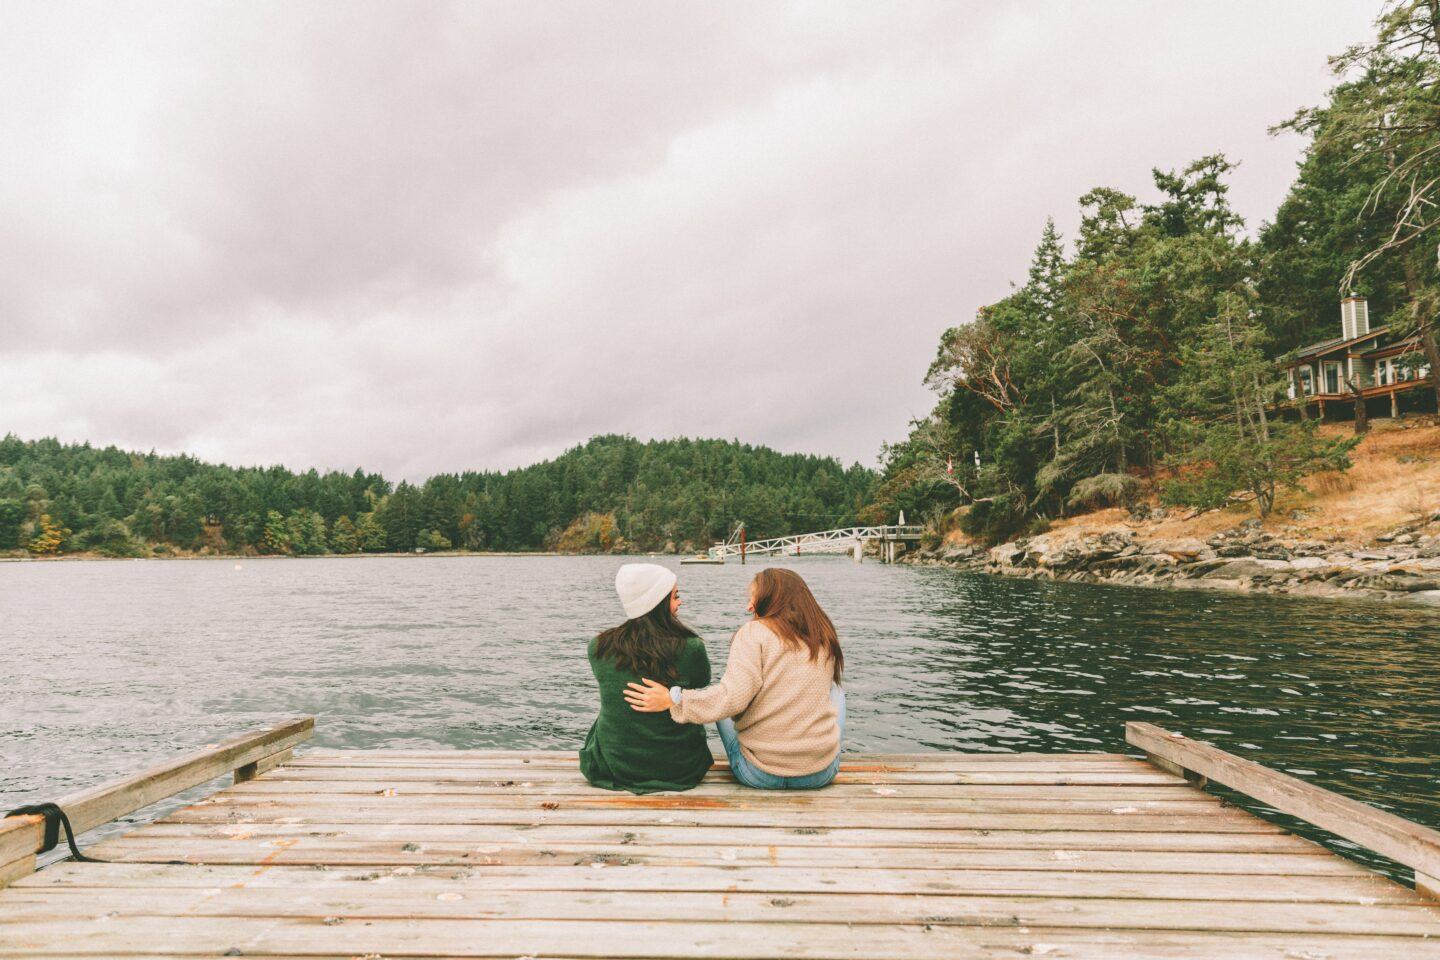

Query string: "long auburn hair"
[595, 592, 696, 684]
[750, 568, 843, 683]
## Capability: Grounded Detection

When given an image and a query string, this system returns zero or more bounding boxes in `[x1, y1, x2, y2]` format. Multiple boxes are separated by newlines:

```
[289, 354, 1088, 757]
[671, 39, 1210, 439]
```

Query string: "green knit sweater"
[579, 635, 714, 794]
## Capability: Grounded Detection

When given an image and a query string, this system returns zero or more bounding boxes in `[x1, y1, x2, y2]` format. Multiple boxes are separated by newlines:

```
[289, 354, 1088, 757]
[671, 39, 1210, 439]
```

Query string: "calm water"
[1, 555, 1437, 877]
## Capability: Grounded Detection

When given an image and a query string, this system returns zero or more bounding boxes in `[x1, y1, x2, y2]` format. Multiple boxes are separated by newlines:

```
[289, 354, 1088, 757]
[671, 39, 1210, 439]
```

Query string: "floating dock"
[2, 718, 1439, 957]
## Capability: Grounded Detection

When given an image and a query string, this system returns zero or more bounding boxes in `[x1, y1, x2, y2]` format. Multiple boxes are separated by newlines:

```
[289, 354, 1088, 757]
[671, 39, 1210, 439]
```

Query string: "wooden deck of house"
[3, 718, 1440, 958]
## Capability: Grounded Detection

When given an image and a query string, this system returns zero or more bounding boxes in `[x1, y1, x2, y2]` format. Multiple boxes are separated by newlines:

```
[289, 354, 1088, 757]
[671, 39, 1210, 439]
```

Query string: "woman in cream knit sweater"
[624, 568, 845, 789]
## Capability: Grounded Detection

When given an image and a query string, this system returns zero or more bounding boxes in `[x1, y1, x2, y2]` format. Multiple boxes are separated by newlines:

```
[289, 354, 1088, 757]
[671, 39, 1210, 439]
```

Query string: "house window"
[1377, 359, 1393, 386]
[1322, 361, 1342, 394]
[1297, 366, 1314, 396]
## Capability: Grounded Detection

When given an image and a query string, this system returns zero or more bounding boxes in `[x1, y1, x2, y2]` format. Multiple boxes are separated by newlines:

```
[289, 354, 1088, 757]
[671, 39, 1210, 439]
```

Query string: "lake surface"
[1, 554, 1437, 878]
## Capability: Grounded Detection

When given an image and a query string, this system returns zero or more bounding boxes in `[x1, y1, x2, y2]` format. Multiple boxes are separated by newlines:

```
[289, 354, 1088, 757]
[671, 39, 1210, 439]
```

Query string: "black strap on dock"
[6, 803, 103, 863]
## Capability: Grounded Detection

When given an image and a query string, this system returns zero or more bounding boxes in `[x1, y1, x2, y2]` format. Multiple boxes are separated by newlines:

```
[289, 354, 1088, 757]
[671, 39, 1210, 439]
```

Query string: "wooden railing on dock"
[0, 716, 313, 887]
[1127, 720, 1440, 899]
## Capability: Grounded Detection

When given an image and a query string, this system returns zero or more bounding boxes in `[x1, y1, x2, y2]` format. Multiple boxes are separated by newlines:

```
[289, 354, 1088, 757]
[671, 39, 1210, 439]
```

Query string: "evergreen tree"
[356, 511, 388, 552]
[330, 515, 360, 553]
[1162, 293, 1359, 517]
[260, 510, 291, 555]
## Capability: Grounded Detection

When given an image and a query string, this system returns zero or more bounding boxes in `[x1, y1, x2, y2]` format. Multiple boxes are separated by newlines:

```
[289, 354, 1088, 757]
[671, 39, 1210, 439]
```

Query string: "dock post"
[852, 538, 863, 562]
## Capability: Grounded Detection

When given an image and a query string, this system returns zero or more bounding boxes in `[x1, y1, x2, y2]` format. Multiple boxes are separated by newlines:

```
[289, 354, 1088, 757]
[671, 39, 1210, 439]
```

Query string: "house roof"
[1289, 325, 1390, 362]
[1358, 334, 1420, 360]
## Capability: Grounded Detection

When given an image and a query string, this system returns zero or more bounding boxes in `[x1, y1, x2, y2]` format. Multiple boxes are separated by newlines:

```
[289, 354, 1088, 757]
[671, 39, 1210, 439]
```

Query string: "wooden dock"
[3, 718, 1440, 958]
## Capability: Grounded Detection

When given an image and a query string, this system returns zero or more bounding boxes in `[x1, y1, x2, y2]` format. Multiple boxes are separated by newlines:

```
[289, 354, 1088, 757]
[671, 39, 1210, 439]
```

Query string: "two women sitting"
[579, 563, 845, 793]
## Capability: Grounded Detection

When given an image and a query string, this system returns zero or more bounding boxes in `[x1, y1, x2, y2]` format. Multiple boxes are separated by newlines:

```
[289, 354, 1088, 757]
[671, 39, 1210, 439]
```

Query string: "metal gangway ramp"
[707, 524, 924, 563]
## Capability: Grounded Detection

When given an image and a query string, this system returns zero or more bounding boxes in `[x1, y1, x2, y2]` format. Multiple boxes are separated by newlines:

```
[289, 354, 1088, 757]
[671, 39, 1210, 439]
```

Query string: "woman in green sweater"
[579, 563, 714, 793]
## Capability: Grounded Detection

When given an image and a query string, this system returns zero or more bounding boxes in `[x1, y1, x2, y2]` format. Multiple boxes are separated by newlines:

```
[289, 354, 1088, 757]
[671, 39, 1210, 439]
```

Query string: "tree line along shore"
[0, 433, 872, 559]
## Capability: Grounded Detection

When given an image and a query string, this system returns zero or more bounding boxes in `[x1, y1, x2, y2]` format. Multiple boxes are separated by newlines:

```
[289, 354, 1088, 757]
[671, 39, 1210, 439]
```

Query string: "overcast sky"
[0, 2, 1378, 479]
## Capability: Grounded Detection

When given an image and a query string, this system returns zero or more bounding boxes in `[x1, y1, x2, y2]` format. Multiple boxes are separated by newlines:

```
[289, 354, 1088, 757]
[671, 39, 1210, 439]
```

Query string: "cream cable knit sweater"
[670, 619, 841, 777]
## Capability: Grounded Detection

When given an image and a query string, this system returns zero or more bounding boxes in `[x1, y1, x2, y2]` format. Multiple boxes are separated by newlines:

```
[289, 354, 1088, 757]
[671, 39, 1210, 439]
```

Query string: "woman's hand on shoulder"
[624, 678, 673, 712]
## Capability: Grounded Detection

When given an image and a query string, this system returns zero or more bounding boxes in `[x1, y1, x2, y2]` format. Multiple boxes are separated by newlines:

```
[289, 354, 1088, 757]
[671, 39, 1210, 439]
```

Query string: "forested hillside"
[867, 2, 1440, 543]
[0, 434, 873, 558]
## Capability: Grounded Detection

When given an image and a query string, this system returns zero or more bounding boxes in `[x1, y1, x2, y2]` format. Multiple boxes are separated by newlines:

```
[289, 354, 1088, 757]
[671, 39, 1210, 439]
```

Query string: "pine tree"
[356, 512, 388, 552]
[330, 515, 360, 553]
[261, 510, 291, 555]
[1162, 294, 1359, 517]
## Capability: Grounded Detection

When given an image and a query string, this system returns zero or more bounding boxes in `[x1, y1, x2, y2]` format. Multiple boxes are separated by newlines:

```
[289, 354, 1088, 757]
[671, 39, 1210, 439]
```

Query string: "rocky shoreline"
[904, 517, 1440, 605]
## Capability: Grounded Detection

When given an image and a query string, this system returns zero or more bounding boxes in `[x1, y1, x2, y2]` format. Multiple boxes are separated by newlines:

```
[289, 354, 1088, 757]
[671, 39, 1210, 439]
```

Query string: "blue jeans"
[715, 684, 845, 790]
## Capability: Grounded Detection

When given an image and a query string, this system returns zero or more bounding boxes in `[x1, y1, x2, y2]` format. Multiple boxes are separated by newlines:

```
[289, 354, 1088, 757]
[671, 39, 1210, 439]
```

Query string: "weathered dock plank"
[78, 837, 1363, 874]
[3, 725, 1439, 958]
[7, 886, 1440, 935]
[130, 820, 1323, 852]
[257, 766, 1187, 785]
[164, 801, 1289, 831]
[17, 859, 1425, 902]
[6, 916, 1440, 959]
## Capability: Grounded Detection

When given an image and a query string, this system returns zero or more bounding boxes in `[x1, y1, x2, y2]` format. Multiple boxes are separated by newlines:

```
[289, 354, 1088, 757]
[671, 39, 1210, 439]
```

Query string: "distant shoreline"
[0, 549, 784, 564]
[0, 550, 582, 563]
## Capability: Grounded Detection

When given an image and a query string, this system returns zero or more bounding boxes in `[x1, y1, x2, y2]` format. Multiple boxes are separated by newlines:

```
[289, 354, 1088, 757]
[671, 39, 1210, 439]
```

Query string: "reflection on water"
[1, 555, 1437, 877]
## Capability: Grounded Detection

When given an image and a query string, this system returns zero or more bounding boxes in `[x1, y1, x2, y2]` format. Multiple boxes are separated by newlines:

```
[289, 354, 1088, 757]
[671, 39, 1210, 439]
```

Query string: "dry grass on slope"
[1018, 419, 1440, 547]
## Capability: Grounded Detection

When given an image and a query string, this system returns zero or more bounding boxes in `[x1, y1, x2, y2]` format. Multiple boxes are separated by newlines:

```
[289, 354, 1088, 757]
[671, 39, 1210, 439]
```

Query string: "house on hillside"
[1282, 297, 1434, 421]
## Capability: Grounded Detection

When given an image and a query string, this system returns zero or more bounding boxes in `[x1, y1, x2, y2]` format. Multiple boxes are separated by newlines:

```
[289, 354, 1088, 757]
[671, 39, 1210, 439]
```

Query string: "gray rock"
[1202, 559, 1272, 580]
[1091, 530, 1135, 556]
[1020, 536, 1053, 568]
[1252, 545, 1292, 561]
[1150, 537, 1207, 560]
[989, 541, 1026, 567]
[1410, 590, 1440, 605]
[1182, 557, 1232, 576]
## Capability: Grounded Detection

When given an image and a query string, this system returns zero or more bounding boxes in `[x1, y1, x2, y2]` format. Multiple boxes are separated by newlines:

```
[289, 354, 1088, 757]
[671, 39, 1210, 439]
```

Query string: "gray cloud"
[0, 1, 1376, 477]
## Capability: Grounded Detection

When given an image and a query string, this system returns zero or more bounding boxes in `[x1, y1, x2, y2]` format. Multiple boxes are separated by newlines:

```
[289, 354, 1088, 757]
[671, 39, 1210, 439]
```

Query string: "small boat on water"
[679, 554, 724, 565]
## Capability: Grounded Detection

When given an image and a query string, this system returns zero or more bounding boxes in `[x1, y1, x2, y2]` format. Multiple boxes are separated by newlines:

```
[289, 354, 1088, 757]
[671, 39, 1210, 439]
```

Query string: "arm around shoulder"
[669, 624, 764, 725]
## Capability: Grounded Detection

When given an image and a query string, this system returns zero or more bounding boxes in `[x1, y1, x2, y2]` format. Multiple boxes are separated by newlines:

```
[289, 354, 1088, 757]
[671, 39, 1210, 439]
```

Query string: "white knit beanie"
[615, 563, 677, 620]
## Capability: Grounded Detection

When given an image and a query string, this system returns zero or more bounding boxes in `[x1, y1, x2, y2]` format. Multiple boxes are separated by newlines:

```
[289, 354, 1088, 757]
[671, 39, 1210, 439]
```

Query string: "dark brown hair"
[595, 591, 695, 684]
[751, 568, 843, 683]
